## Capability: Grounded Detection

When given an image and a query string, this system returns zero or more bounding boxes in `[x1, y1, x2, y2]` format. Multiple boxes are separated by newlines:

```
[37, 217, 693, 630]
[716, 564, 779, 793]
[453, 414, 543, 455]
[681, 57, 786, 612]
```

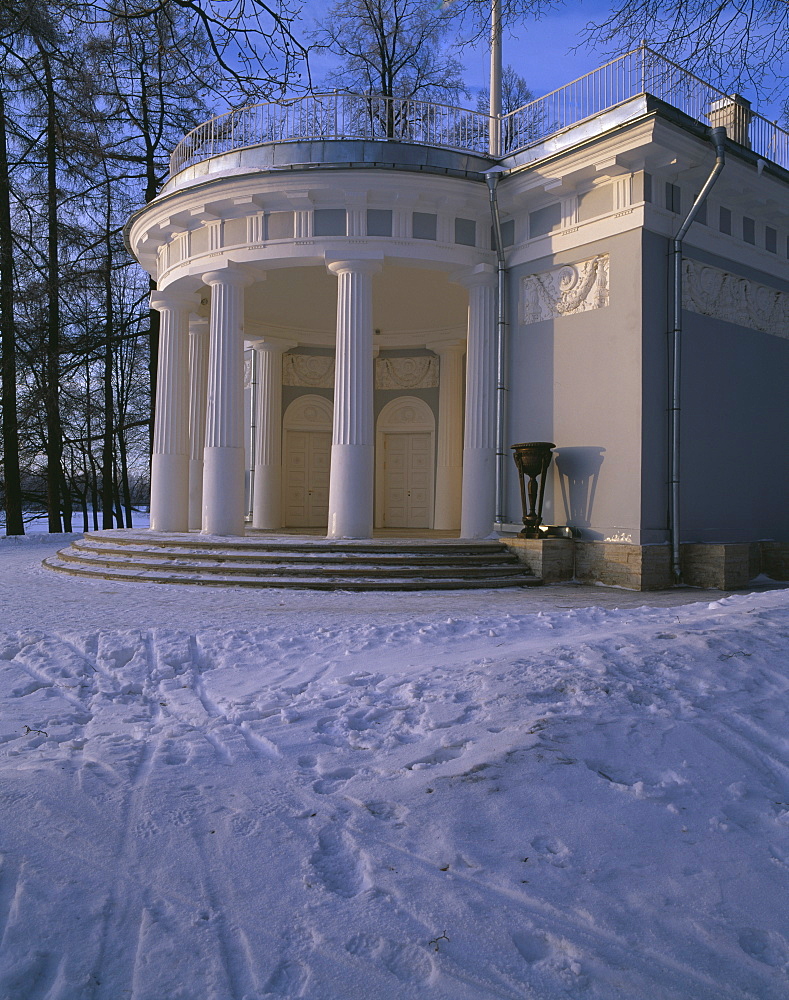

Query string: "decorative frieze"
[521, 254, 609, 324]
[283, 353, 440, 388]
[283, 354, 335, 387]
[683, 259, 789, 339]
[375, 356, 438, 389]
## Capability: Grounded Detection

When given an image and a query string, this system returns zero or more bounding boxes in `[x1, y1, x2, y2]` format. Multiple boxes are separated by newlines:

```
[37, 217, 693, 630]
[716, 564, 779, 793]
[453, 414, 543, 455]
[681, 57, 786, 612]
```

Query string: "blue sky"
[296, 1, 786, 122]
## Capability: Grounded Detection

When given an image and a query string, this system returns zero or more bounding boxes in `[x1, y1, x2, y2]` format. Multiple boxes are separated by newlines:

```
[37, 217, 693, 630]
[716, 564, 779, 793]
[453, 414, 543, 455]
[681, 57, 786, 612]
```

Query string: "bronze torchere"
[512, 442, 556, 537]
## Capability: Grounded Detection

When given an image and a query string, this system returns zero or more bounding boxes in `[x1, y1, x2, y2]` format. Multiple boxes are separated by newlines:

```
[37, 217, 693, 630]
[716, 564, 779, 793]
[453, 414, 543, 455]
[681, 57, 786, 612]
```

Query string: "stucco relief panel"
[283, 355, 335, 388]
[282, 354, 439, 389]
[683, 259, 789, 339]
[520, 254, 610, 324]
[375, 357, 438, 389]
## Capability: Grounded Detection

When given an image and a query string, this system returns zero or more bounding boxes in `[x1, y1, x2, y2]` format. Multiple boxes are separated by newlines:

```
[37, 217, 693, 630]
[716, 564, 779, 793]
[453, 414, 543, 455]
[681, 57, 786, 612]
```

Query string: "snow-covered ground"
[1, 535, 788, 1000]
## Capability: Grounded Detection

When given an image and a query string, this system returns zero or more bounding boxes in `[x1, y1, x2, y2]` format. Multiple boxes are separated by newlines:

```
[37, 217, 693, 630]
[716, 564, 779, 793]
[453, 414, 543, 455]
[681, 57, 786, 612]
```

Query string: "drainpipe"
[485, 166, 508, 526]
[247, 348, 257, 520]
[670, 125, 726, 582]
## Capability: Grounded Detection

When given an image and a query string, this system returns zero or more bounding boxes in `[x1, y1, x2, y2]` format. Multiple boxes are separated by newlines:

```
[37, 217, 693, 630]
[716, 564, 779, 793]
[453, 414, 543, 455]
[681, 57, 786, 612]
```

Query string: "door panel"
[284, 431, 331, 526]
[383, 433, 432, 528]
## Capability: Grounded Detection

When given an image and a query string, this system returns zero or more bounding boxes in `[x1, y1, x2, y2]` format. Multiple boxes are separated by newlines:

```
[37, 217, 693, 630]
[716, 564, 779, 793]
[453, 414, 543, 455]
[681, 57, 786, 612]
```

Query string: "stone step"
[69, 537, 515, 566]
[52, 546, 530, 580]
[43, 530, 540, 591]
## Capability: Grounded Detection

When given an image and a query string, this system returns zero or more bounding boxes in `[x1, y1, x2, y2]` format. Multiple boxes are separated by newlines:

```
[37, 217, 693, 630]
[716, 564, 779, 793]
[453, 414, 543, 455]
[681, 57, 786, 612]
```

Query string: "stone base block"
[498, 536, 787, 590]
[575, 541, 671, 591]
[760, 541, 789, 581]
[680, 543, 752, 590]
[499, 537, 574, 583]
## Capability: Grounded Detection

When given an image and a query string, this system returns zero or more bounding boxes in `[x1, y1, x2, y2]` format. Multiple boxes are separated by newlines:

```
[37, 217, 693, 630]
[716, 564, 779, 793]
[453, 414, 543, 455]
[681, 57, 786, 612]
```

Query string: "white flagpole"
[489, 0, 502, 156]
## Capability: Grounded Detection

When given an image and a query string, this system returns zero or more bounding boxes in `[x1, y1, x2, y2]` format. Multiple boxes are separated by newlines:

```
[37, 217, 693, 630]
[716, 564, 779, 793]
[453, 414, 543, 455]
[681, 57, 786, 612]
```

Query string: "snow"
[1, 536, 789, 999]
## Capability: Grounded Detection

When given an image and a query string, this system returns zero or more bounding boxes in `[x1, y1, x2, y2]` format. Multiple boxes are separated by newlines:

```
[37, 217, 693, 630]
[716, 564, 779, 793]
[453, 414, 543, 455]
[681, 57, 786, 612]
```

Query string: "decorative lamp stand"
[512, 442, 556, 537]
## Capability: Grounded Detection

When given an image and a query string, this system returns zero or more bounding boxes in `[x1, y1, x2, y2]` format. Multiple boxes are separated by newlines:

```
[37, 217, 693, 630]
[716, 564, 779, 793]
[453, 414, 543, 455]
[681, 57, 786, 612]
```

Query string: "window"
[578, 184, 613, 222]
[766, 227, 777, 254]
[528, 203, 562, 238]
[719, 206, 732, 235]
[491, 219, 515, 250]
[367, 209, 392, 237]
[267, 212, 293, 240]
[693, 199, 707, 225]
[454, 218, 476, 246]
[412, 212, 437, 240]
[743, 217, 755, 245]
[665, 182, 681, 214]
[313, 209, 347, 237]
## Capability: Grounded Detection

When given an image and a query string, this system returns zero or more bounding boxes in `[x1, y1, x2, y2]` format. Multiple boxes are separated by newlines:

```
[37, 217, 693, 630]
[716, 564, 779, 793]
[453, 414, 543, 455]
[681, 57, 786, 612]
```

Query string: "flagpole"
[489, 0, 502, 156]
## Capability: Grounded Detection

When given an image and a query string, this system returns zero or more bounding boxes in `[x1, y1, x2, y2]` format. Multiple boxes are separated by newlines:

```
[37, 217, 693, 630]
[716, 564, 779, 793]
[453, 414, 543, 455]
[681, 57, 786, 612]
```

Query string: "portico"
[140, 212, 499, 539]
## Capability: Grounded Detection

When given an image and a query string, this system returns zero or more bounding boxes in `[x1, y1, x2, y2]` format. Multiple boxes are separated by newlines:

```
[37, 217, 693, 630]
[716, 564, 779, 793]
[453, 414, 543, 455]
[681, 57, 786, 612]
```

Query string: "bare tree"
[581, 1, 789, 101]
[312, 0, 468, 104]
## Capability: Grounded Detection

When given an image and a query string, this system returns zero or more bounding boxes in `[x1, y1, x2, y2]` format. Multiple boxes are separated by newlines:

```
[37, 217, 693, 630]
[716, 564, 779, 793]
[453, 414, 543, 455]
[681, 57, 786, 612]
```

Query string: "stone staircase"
[42, 530, 542, 591]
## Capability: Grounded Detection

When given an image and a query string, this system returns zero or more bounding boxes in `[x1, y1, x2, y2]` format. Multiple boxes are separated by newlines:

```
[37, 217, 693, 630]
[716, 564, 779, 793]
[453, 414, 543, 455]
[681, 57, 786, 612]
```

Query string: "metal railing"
[170, 93, 492, 174]
[169, 46, 789, 176]
[501, 46, 789, 170]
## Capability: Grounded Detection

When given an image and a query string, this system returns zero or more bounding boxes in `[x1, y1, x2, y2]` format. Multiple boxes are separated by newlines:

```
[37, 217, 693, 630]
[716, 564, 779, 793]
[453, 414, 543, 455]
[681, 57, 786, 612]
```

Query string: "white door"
[383, 433, 431, 528]
[283, 431, 331, 527]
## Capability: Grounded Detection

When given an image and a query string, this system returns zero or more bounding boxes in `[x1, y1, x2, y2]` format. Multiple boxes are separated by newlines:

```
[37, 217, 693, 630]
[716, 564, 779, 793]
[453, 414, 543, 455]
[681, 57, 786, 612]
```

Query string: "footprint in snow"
[312, 767, 356, 794]
[406, 745, 465, 770]
[264, 958, 309, 996]
[738, 928, 789, 967]
[382, 941, 434, 983]
[512, 930, 551, 963]
[346, 932, 384, 958]
[530, 835, 571, 867]
[310, 827, 369, 898]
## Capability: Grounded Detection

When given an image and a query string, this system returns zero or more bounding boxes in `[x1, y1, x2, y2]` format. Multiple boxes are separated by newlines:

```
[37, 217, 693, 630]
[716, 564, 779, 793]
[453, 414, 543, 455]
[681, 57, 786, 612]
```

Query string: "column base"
[202, 447, 245, 536]
[252, 464, 281, 530]
[460, 448, 496, 538]
[433, 465, 462, 530]
[150, 453, 189, 532]
[327, 444, 373, 538]
[188, 459, 203, 532]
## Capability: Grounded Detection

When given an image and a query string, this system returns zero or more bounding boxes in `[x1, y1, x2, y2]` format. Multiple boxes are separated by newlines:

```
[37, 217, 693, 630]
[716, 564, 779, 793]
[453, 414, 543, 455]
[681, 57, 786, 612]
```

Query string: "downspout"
[486, 166, 508, 526]
[670, 125, 726, 582]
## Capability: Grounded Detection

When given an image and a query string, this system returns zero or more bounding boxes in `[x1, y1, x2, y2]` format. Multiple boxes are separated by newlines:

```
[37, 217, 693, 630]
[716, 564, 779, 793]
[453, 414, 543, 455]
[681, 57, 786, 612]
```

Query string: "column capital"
[189, 314, 210, 332]
[451, 263, 497, 290]
[202, 265, 258, 288]
[427, 339, 466, 356]
[326, 257, 383, 278]
[150, 288, 201, 312]
[250, 337, 298, 355]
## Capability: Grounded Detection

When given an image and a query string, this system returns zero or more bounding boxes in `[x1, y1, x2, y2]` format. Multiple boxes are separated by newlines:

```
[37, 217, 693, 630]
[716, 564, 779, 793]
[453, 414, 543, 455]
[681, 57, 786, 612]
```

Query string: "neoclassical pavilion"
[123, 48, 789, 589]
[139, 163, 498, 541]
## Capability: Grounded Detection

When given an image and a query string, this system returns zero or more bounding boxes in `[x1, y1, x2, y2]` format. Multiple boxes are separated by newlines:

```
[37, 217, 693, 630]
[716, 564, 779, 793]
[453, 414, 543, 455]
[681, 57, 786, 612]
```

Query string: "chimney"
[708, 94, 752, 148]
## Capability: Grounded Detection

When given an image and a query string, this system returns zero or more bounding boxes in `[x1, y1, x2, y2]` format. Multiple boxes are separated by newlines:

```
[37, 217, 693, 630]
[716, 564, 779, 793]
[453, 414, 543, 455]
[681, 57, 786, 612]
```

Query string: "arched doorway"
[282, 395, 333, 527]
[375, 397, 436, 529]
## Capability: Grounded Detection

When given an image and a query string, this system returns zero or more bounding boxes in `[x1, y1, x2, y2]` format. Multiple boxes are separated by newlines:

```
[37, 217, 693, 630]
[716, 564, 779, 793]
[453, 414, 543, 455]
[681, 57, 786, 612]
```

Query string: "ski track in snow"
[0, 570, 788, 996]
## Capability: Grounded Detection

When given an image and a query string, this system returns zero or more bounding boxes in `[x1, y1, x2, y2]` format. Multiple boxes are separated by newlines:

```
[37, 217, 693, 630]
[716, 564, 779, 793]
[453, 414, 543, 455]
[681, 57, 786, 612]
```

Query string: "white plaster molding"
[520, 253, 610, 324]
[375, 356, 439, 389]
[243, 358, 253, 389]
[283, 355, 335, 387]
[683, 258, 789, 339]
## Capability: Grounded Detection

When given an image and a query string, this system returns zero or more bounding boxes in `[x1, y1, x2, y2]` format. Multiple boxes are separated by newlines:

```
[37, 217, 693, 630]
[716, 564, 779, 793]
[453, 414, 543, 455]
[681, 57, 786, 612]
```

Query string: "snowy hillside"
[1, 537, 788, 999]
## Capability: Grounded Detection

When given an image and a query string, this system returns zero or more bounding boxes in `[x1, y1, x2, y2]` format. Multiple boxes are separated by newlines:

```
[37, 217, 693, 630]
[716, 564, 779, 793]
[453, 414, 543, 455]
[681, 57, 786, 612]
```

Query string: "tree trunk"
[0, 84, 24, 535]
[101, 184, 115, 529]
[40, 47, 63, 533]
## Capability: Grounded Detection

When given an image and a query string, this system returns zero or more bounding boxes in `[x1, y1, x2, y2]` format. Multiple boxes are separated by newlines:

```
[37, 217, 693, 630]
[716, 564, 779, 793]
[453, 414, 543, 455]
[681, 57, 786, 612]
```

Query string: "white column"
[326, 259, 381, 538]
[187, 315, 209, 530]
[201, 267, 254, 536]
[149, 288, 199, 532]
[427, 340, 466, 530]
[251, 338, 296, 529]
[457, 265, 497, 538]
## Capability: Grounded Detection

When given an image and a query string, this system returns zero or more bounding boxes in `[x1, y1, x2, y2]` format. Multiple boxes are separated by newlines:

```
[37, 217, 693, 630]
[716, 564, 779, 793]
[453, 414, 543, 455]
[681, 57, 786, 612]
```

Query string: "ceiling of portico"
[233, 264, 468, 348]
